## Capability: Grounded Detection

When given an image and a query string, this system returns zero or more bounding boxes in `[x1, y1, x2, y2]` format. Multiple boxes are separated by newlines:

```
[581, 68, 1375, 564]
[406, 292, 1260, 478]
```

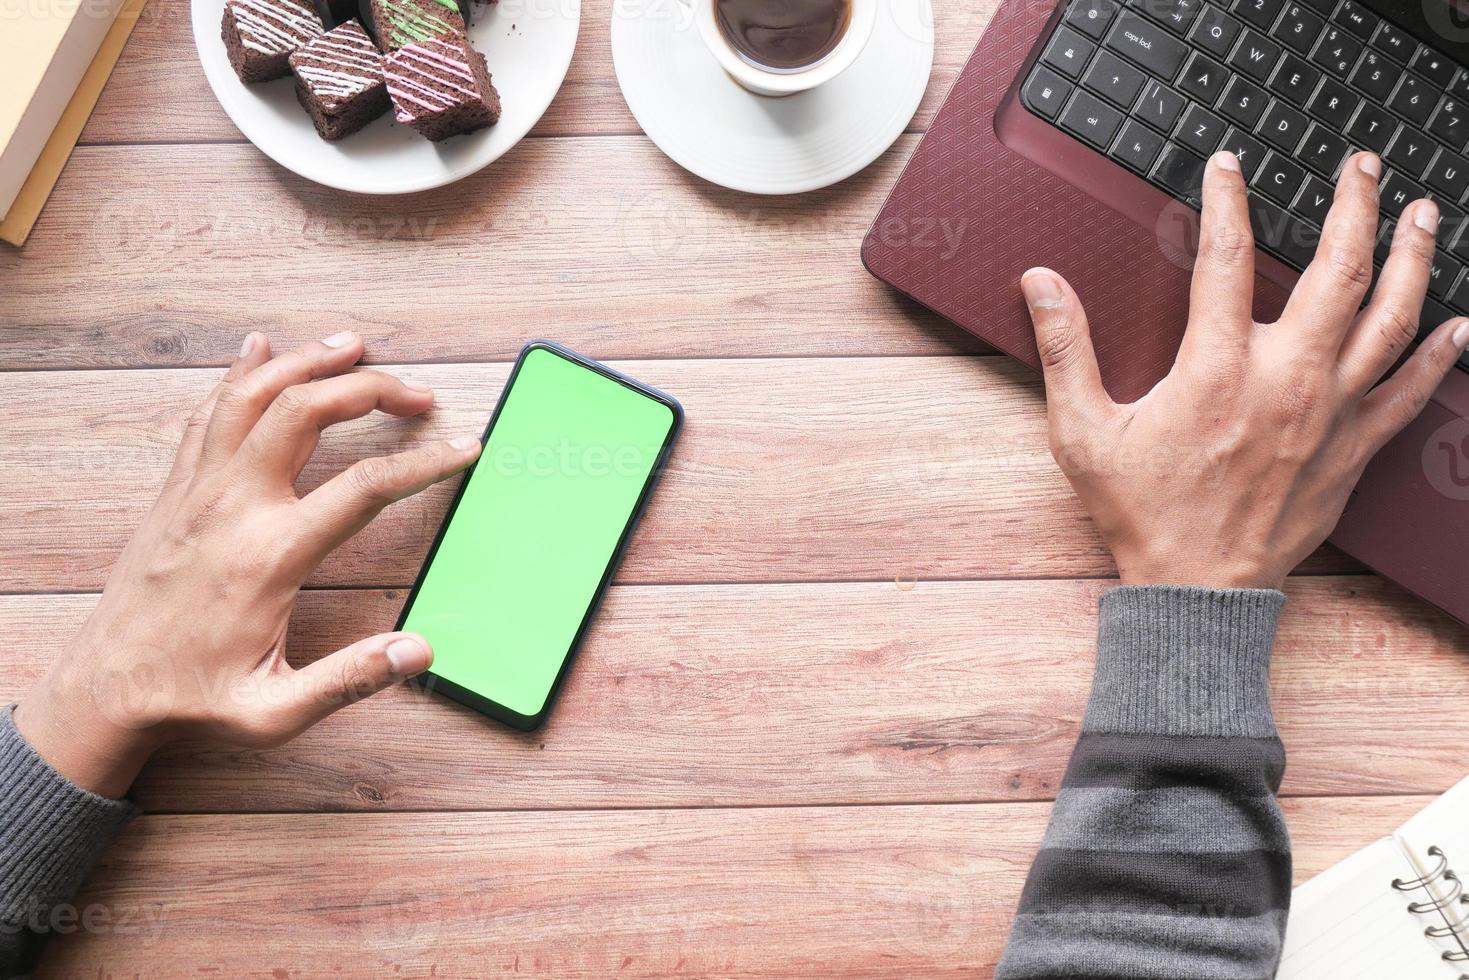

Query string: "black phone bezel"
[396, 340, 684, 732]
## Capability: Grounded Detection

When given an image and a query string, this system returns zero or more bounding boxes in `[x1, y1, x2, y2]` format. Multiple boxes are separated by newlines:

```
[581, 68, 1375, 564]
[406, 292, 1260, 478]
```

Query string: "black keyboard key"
[1273, 2, 1324, 53]
[1023, 66, 1075, 119]
[1232, 0, 1282, 31]
[1043, 26, 1098, 79]
[1307, 76, 1361, 130]
[1446, 275, 1469, 313]
[1430, 251, 1463, 299]
[1420, 298, 1455, 341]
[1136, 0, 1204, 32]
[1346, 102, 1400, 152]
[1380, 169, 1428, 216]
[1349, 49, 1397, 103]
[1311, 26, 1362, 77]
[1384, 127, 1437, 179]
[1249, 195, 1319, 265]
[1429, 95, 1469, 153]
[1175, 101, 1228, 152]
[1112, 118, 1168, 170]
[1268, 52, 1320, 105]
[1065, 0, 1122, 39]
[1437, 201, 1466, 253]
[1219, 73, 1269, 127]
[1293, 173, 1335, 224]
[1220, 125, 1268, 177]
[1179, 51, 1229, 102]
[1374, 217, 1396, 263]
[1152, 141, 1208, 201]
[1229, 29, 1284, 83]
[1332, 0, 1376, 39]
[1058, 88, 1126, 148]
[1370, 21, 1412, 63]
[1135, 77, 1189, 131]
[1105, 11, 1190, 77]
[1257, 98, 1309, 151]
[1187, 5, 1243, 57]
[1450, 68, 1469, 101]
[1083, 50, 1149, 106]
[1389, 75, 1437, 126]
[1299, 122, 1349, 175]
[1426, 147, 1469, 201]
[1450, 213, 1469, 261]
[1411, 45, 1458, 87]
[1255, 150, 1308, 204]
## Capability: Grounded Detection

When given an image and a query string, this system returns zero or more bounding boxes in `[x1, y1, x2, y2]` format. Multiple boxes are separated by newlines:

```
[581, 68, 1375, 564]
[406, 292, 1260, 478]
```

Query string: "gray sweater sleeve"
[996, 585, 1291, 980]
[0, 705, 138, 978]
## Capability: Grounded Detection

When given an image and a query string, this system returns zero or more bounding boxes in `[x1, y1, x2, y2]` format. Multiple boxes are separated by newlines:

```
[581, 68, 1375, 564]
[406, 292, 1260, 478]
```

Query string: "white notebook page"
[1396, 778, 1469, 970]
[1277, 837, 1457, 978]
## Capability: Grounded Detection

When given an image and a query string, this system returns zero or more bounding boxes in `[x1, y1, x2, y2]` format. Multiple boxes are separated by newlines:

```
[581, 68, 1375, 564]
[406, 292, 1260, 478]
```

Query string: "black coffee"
[714, 0, 851, 72]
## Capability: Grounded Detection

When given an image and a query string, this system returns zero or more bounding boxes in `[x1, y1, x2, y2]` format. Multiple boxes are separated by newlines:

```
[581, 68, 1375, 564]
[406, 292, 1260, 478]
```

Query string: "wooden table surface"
[5, 0, 1469, 973]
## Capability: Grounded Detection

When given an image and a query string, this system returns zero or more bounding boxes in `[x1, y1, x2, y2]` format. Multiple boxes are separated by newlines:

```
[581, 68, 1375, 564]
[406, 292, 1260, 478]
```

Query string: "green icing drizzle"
[379, 0, 457, 47]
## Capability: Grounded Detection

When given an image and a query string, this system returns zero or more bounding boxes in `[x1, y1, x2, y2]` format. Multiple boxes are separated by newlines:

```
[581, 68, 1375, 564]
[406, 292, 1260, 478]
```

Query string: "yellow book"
[0, 0, 145, 247]
[0, 0, 126, 217]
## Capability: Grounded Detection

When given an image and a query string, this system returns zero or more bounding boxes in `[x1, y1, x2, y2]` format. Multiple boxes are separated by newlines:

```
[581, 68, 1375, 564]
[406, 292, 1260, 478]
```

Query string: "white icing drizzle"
[231, 0, 321, 55]
[293, 26, 382, 99]
[386, 37, 480, 116]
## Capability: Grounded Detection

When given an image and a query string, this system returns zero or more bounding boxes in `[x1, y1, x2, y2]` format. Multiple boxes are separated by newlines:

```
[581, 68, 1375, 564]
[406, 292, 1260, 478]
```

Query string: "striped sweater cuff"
[0, 705, 138, 924]
[1082, 586, 1286, 739]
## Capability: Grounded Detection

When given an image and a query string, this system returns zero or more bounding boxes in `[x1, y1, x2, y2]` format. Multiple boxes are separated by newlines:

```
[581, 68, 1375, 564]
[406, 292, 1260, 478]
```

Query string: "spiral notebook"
[1278, 776, 1469, 978]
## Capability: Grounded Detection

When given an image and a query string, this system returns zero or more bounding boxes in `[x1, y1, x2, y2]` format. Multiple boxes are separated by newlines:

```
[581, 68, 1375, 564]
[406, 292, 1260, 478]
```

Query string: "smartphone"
[397, 341, 683, 731]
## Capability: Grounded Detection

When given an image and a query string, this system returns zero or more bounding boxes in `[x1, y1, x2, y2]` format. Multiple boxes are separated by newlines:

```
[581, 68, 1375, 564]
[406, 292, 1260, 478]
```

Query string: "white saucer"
[610, 0, 934, 195]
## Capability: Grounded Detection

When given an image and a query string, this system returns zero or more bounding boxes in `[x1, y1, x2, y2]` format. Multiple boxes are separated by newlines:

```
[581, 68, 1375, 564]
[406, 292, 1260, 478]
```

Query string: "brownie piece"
[289, 21, 389, 139]
[309, 0, 358, 27]
[359, 0, 467, 51]
[221, 0, 324, 84]
[384, 35, 499, 142]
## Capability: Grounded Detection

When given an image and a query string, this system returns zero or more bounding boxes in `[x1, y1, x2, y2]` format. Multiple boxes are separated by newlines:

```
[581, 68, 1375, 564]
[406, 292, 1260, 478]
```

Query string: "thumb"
[1020, 268, 1114, 423]
[279, 632, 433, 735]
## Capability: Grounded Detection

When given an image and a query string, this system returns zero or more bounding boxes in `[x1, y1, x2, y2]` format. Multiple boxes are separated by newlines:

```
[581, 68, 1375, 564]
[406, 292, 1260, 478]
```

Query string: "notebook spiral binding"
[1392, 846, 1469, 976]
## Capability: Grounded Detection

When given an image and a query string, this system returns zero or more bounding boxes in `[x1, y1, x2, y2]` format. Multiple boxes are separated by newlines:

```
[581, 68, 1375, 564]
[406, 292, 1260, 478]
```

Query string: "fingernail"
[1415, 200, 1440, 234]
[1212, 150, 1240, 173]
[322, 331, 357, 348]
[450, 436, 480, 451]
[386, 636, 431, 676]
[1454, 320, 1469, 349]
[239, 333, 257, 358]
[1020, 270, 1064, 310]
[1358, 153, 1382, 179]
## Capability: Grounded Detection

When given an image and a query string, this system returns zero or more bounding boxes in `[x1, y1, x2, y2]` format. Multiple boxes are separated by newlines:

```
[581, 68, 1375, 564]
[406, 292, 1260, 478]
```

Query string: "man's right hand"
[1020, 150, 1469, 590]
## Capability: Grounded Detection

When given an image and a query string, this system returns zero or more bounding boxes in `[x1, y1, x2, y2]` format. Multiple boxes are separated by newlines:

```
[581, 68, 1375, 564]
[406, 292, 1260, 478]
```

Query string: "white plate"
[610, 0, 933, 195]
[193, 0, 580, 194]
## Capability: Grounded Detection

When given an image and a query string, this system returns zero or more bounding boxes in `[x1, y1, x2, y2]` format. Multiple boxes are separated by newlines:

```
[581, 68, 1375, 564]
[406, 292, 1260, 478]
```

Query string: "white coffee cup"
[678, 0, 877, 97]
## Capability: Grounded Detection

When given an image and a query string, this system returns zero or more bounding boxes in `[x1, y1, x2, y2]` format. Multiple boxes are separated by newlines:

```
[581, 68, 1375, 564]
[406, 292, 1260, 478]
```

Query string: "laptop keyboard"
[1020, 0, 1469, 369]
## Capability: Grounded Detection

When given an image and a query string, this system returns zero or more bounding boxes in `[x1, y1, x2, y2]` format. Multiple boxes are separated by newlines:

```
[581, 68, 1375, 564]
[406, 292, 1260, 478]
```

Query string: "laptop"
[863, 0, 1469, 625]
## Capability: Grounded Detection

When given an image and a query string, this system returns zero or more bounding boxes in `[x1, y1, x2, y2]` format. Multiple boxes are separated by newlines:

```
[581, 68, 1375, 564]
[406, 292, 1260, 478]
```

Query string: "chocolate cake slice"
[221, 0, 324, 84]
[289, 20, 389, 139]
[384, 34, 500, 142]
[359, 0, 467, 51]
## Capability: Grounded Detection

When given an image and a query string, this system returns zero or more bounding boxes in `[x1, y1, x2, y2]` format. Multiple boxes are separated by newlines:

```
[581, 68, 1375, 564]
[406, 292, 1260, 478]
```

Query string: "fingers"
[197, 331, 365, 473]
[1281, 152, 1383, 348]
[162, 333, 273, 498]
[1358, 317, 1469, 452]
[290, 436, 482, 563]
[1021, 268, 1116, 426]
[273, 632, 433, 737]
[236, 370, 436, 486]
[1183, 152, 1256, 354]
[1338, 199, 1439, 393]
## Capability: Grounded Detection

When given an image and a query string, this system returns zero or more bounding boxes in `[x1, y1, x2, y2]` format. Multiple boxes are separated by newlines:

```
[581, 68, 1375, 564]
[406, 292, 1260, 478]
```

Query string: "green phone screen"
[400, 346, 677, 720]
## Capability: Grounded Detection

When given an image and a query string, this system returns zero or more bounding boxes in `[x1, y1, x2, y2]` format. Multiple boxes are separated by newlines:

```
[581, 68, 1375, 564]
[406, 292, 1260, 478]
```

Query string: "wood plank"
[0, 357, 1357, 592]
[38, 796, 1432, 977]
[0, 140, 986, 368]
[79, 0, 997, 145]
[3, 577, 1462, 813]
